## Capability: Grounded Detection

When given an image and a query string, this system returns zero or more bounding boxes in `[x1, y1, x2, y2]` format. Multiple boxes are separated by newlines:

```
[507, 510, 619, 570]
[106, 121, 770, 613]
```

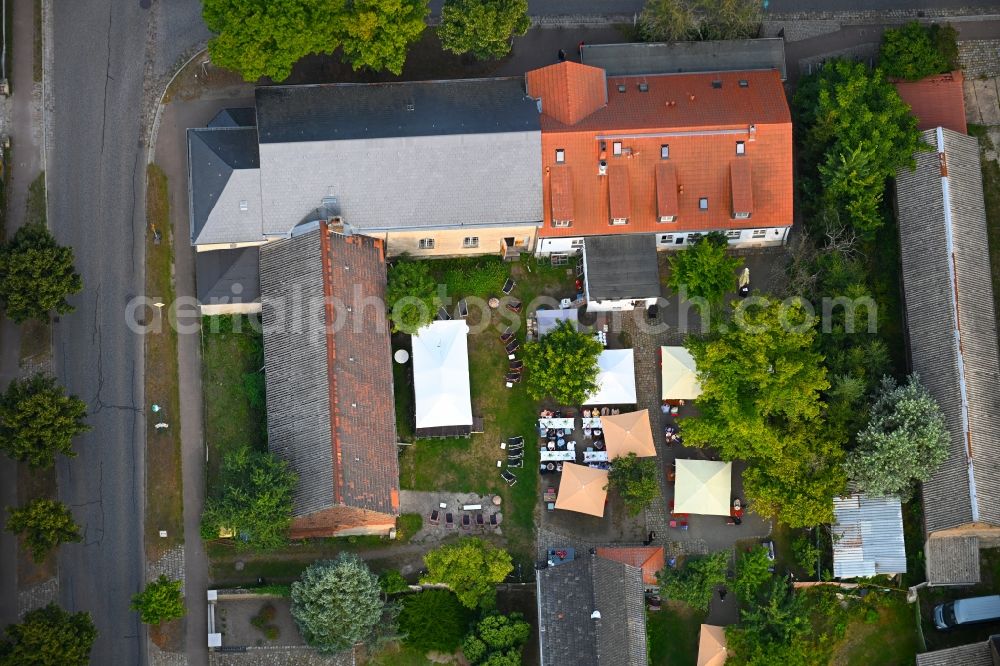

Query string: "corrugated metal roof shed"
[832, 494, 907, 579]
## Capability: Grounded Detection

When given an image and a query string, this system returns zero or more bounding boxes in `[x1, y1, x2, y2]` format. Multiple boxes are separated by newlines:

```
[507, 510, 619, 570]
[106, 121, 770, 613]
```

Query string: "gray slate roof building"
[926, 536, 982, 586]
[195, 247, 260, 308]
[254, 78, 543, 233]
[584, 234, 661, 302]
[915, 637, 998, 666]
[259, 225, 399, 534]
[208, 107, 257, 128]
[187, 127, 263, 245]
[896, 128, 1000, 568]
[581, 39, 786, 80]
[536, 555, 647, 666]
[832, 494, 906, 579]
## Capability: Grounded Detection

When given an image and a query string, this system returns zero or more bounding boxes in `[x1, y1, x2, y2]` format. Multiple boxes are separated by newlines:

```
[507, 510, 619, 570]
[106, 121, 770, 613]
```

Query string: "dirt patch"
[149, 618, 185, 651]
[215, 596, 306, 648]
[15, 463, 56, 585]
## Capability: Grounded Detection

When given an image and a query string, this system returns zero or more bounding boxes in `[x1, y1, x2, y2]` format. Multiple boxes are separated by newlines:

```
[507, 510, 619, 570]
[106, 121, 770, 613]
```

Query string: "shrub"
[398, 590, 473, 652]
[379, 570, 410, 596]
[130, 576, 186, 625]
[658, 551, 729, 612]
[462, 613, 531, 664]
[879, 21, 953, 80]
[421, 538, 513, 610]
[792, 532, 822, 578]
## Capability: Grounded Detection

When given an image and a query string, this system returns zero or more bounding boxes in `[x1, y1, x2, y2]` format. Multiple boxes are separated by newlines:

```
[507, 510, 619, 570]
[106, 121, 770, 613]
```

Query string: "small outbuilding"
[412, 320, 473, 436]
[832, 494, 907, 579]
[583, 235, 661, 312]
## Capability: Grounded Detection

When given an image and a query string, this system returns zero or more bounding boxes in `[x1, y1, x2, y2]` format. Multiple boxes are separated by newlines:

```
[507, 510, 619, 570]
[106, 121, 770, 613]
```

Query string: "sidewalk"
[0, 0, 44, 628]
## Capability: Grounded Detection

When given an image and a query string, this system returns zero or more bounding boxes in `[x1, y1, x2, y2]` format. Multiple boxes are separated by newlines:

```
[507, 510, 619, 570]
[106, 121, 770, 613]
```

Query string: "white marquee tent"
[411, 320, 472, 429]
[661, 346, 702, 401]
[586, 349, 637, 405]
[674, 459, 732, 516]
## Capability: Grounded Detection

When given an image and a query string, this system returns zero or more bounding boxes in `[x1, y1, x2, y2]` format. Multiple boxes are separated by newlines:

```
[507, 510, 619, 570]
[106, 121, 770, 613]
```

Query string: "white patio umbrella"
[674, 459, 732, 516]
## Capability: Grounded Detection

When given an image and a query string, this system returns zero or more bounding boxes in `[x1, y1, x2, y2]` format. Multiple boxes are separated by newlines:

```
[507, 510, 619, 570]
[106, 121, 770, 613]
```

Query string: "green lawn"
[647, 603, 704, 666]
[968, 125, 1000, 333]
[833, 598, 919, 666]
[200, 315, 266, 486]
[397, 256, 578, 561]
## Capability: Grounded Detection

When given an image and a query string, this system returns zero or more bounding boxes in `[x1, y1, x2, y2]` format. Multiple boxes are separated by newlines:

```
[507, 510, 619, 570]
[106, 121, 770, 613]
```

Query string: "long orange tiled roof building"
[525, 61, 793, 251]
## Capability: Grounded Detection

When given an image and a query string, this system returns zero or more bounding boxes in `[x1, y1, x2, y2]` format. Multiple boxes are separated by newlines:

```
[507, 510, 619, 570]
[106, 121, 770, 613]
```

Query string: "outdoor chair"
[509, 360, 523, 371]
[445, 513, 455, 528]
[507, 460, 523, 469]
[500, 327, 514, 343]
[429, 509, 440, 525]
[462, 514, 471, 530]
[505, 373, 521, 384]
[457, 299, 469, 318]
[508, 453, 524, 462]
[505, 340, 519, 355]
[500, 470, 517, 486]
[476, 513, 485, 529]
[508, 436, 524, 447]
[437, 306, 451, 321]
[506, 299, 523, 314]
[502, 278, 516, 295]
[506, 444, 524, 454]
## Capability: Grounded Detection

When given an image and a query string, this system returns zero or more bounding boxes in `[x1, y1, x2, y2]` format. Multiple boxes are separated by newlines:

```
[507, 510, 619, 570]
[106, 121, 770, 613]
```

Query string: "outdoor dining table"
[583, 450, 609, 463]
[582, 417, 602, 429]
[540, 450, 576, 462]
[538, 417, 575, 430]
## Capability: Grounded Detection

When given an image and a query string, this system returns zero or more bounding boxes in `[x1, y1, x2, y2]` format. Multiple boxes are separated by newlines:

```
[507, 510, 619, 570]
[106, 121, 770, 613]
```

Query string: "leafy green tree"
[203, 0, 344, 82]
[732, 545, 773, 603]
[340, 0, 428, 75]
[693, 0, 762, 41]
[462, 613, 531, 665]
[386, 255, 439, 334]
[130, 576, 186, 625]
[398, 589, 472, 652]
[200, 446, 297, 551]
[5, 499, 82, 563]
[606, 453, 660, 516]
[844, 374, 949, 500]
[930, 23, 959, 71]
[378, 569, 409, 596]
[291, 554, 384, 653]
[438, 0, 529, 60]
[658, 551, 729, 612]
[667, 231, 743, 306]
[0, 223, 82, 324]
[791, 532, 821, 578]
[422, 538, 513, 610]
[0, 603, 96, 666]
[793, 59, 923, 236]
[878, 21, 950, 80]
[639, 0, 696, 41]
[726, 578, 813, 665]
[0, 373, 89, 469]
[523, 320, 603, 405]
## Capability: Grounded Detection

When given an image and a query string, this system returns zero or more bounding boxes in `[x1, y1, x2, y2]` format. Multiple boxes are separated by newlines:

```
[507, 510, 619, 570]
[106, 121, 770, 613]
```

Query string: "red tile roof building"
[525, 62, 793, 246]
[893, 70, 967, 135]
[595, 546, 666, 586]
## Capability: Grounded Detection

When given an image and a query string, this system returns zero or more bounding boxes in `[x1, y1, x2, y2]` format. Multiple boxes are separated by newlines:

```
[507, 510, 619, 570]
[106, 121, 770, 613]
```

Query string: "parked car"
[933, 595, 1000, 630]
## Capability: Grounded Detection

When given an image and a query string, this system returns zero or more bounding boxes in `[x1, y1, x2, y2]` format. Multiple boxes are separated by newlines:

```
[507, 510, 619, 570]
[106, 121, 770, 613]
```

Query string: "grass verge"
[647, 602, 704, 666]
[143, 164, 184, 565]
[32, 0, 41, 83]
[832, 597, 919, 666]
[26, 171, 45, 226]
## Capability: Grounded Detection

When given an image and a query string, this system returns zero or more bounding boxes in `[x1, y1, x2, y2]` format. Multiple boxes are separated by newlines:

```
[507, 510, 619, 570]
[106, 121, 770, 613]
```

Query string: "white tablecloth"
[582, 417, 602, 429]
[539, 417, 575, 430]
[583, 451, 609, 463]
[540, 450, 576, 462]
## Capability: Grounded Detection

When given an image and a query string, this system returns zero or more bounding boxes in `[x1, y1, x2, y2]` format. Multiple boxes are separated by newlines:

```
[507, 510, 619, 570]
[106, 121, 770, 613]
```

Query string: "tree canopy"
[290, 554, 384, 653]
[398, 589, 472, 653]
[421, 537, 513, 610]
[0, 223, 82, 324]
[203, 0, 344, 82]
[0, 373, 89, 469]
[130, 576, 186, 626]
[439, 0, 529, 60]
[0, 603, 96, 666]
[667, 231, 743, 306]
[523, 319, 603, 405]
[639, 0, 760, 41]
[658, 551, 729, 612]
[462, 613, 532, 665]
[844, 374, 949, 500]
[732, 545, 773, 604]
[5, 499, 82, 563]
[386, 255, 439, 334]
[879, 21, 956, 81]
[200, 446, 297, 551]
[606, 453, 660, 516]
[339, 0, 429, 75]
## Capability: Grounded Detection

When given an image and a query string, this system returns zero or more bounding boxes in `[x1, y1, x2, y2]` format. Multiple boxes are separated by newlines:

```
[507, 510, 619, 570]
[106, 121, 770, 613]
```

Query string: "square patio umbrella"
[697, 624, 728, 666]
[674, 459, 732, 516]
[554, 463, 609, 517]
[601, 409, 657, 458]
[660, 346, 702, 401]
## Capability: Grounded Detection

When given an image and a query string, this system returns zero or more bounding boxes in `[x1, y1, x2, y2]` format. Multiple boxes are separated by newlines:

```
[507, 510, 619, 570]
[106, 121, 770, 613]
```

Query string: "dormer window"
[733, 212, 751, 220]
[736, 141, 745, 155]
[699, 197, 709, 210]
[555, 149, 565, 163]
[612, 142, 622, 156]
[660, 144, 670, 159]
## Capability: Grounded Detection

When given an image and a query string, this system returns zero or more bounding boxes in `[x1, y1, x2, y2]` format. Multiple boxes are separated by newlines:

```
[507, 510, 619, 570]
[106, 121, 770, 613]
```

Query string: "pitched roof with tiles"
[894, 71, 967, 135]
[254, 79, 543, 234]
[530, 68, 792, 237]
[259, 225, 399, 528]
[916, 639, 994, 666]
[526, 61, 608, 126]
[925, 536, 981, 586]
[896, 128, 1000, 536]
[187, 127, 262, 245]
[595, 546, 665, 586]
[537, 555, 648, 666]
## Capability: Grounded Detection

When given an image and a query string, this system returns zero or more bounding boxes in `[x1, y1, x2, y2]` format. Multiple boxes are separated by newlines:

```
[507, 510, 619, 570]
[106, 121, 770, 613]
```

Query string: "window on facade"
[699, 197, 709, 210]
[613, 141, 622, 156]
[463, 237, 479, 248]
[751, 229, 766, 238]
[610, 217, 628, 226]
[725, 230, 741, 239]
[660, 144, 670, 159]
[570, 238, 584, 247]
[733, 212, 751, 220]
[660, 234, 674, 243]
[418, 238, 435, 249]
[555, 149, 565, 163]
[736, 141, 745, 155]
[659, 215, 675, 223]
[675, 236, 685, 245]
[553, 219, 571, 228]
[688, 233, 703, 243]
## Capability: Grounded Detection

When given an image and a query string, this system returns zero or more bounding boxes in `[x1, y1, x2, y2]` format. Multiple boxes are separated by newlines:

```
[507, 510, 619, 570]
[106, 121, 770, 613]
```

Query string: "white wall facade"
[586, 297, 658, 313]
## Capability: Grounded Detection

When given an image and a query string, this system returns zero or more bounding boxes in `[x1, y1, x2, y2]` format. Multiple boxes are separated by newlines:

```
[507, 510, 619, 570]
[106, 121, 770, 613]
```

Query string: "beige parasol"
[697, 624, 728, 666]
[601, 409, 657, 458]
[660, 346, 702, 401]
[554, 463, 609, 517]
[674, 459, 732, 516]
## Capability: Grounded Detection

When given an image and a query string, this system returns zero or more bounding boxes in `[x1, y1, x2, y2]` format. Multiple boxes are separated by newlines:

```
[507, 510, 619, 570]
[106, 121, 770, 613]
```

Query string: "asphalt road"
[425, 0, 1000, 16]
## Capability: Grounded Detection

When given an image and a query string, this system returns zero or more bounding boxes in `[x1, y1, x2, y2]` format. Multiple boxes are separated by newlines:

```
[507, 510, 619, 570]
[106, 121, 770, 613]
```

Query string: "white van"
[934, 595, 1000, 630]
